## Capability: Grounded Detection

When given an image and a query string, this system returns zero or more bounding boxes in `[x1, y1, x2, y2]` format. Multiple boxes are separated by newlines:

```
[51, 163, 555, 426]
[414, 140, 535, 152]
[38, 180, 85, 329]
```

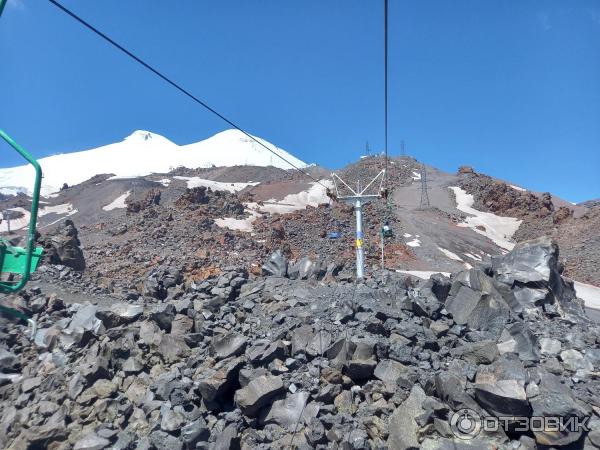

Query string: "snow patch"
[449, 186, 521, 251]
[406, 238, 421, 247]
[0, 187, 27, 196]
[464, 253, 483, 262]
[0, 208, 30, 232]
[403, 233, 412, 238]
[437, 247, 463, 262]
[253, 180, 333, 214]
[396, 270, 451, 279]
[214, 216, 256, 232]
[510, 184, 526, 192]
[158, 178, 171, 187]
[574, 281, 600, 310]
[174, 177, 257, 193]
[412, 171, 421, 181]
[0, 129, 307, 196]
[1, 203, 77, 232]
[39, 203, 76, 216]
[103, 191, 131, 211]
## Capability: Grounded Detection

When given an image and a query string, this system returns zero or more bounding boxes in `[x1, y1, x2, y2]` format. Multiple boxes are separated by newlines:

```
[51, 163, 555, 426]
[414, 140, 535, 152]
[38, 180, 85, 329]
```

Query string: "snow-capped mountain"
[0, 129, 307, 196]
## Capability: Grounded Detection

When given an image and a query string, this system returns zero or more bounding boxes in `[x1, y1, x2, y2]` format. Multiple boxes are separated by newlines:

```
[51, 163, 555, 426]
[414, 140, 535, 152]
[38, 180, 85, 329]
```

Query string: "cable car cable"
[46, 0, 327, 189]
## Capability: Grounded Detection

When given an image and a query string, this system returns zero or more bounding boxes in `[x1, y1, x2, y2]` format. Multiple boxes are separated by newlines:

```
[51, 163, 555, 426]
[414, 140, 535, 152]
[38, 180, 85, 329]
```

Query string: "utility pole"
[365, 141, 370, 157]
[331, 169, 386, 279]
[419, 163, 430, 209]
[400, 140, 406, 157]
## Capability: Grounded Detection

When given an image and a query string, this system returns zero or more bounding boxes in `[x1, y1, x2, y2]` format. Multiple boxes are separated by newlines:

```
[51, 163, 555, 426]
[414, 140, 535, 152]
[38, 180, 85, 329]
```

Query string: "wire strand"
[384, 0, 389, 184]
[46, 0, 327, 188]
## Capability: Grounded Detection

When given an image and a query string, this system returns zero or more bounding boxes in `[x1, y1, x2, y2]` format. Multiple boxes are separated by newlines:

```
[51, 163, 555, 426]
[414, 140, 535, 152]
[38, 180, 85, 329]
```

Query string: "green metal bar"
[0, 130, 43, 292]
[0, 0, 7, 18]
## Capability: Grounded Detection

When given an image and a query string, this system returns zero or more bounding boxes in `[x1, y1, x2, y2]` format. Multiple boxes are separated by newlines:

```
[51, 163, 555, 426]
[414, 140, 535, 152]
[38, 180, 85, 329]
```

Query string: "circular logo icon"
[450, 408, 482, 440]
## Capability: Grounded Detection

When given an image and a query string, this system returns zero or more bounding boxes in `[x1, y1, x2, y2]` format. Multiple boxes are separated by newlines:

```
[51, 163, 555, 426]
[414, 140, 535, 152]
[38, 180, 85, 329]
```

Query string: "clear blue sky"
[1, 0, 599, 202]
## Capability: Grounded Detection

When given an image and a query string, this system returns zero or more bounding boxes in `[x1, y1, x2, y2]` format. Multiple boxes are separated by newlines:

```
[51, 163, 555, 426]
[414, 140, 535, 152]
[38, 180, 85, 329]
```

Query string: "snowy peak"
[183, 129, 306, 169]
[124, 130, 157, 141]
[0, 129, 307, 196]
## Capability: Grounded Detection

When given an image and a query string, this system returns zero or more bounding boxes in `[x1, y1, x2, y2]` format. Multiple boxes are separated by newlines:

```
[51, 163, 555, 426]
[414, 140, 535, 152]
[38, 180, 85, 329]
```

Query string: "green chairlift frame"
[0, 0, 44, 337]
[0, 130, 44, 336]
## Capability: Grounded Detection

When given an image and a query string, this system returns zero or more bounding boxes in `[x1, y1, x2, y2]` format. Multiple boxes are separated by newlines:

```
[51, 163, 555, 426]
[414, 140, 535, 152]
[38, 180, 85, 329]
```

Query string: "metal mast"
[331, 170, 386, 279]
[419, 163, 430, 209]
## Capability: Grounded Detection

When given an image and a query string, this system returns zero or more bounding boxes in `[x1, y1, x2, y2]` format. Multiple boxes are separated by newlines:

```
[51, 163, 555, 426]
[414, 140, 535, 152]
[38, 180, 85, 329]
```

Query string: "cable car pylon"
[331, 169, 386, 279]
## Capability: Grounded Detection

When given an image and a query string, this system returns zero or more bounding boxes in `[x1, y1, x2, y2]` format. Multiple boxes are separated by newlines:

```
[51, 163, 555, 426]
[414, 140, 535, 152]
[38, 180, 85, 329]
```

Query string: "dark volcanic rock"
[262, 249, 288, 277]
[40, 219, 86, 270]
[1, 233, 598, 450]
[234, 374, 285, 417]
[445, 269, 510, 333]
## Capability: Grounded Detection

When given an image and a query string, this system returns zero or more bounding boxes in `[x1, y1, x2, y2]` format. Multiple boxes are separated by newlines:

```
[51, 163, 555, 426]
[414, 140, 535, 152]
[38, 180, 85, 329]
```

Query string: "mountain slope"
[0, 129, 306, 196]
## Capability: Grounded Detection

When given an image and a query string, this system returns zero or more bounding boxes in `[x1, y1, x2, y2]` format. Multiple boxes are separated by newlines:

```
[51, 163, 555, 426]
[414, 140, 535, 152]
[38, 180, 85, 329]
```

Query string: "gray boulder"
[387, 384, 427, 449]
[529, 371, 591, 446]
[490, 237, 585, 316]
[474, 379, 530, 417]
[234, 374, 285, 417]
[496, 322, 540, 361]
[374, 359, 409, 389]
[445, 269, 510, 333]
[474, 355, 531, 416]
[560, 349, 593, 372]
[73, 433, 110, 450]
[292, 325, 331, 358]
[261, 391, 319, 430]
[211, 332, 247, 360]
[539, 337, 561, 356]
[0, 348, 18, 371]
[42, 219, 86, 271]
[197, 357, 244, 402]
[144, 266, 182, 300]
[262, 249, 288, 277]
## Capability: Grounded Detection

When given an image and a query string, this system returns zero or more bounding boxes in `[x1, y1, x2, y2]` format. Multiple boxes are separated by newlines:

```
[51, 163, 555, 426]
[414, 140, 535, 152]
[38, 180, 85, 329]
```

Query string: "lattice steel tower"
[419, 164, 430, 209]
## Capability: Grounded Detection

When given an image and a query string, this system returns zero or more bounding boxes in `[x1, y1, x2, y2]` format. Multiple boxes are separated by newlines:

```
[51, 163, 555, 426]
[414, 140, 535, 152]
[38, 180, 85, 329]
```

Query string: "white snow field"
[449, 186, 522, 251]
[215, 180, 333, 232]
[0, 203, 77, 232]
[0, 187, 27, 196]
[214, 215, 257, 232]
[574, 281, 600, 310]
[510, 184, 526, 192]
[255, 180, 333, 214]
[406, 237, 421, 247]
[174, 177, 257, 193]
[103, 191, 131, 211]
[0, 129, 307, 197]
[0, 208, 30, 233]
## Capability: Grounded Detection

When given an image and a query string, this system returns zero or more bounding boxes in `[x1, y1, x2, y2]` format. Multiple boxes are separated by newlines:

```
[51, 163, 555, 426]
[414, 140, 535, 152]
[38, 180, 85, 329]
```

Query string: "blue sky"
[1, 0, 599, 202]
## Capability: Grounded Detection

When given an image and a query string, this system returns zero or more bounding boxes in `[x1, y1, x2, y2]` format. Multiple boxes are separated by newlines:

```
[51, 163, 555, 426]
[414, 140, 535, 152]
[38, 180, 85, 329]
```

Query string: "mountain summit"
[0, 129, 306, 196]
